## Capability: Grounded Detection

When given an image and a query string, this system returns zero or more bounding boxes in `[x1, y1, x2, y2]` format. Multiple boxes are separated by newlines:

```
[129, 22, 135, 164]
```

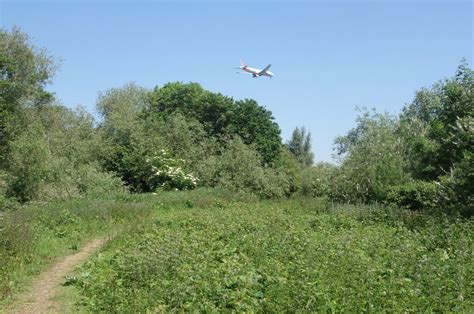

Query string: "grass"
[68, 190, 473, 312]
[0, 193, 157, 307]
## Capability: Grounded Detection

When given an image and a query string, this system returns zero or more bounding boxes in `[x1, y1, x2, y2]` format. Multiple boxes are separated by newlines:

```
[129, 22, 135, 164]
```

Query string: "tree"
[399, 61, 474, 180]
[96, 83, 155, 192]
[6, 122, 49, 202]
[147, 82, 234, 137]
[332, 110, 410, 202]
[287, 126, 314, 166]
[398, 61, 473, 215]
[148, 82, 282, 164]
[0, 26, 56, 164]
[35, 103, 98, 165]
[231, 99, 282, 165]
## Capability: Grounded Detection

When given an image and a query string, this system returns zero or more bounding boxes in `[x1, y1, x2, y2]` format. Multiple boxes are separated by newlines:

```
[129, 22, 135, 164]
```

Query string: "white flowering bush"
[145, 150, 198, 191]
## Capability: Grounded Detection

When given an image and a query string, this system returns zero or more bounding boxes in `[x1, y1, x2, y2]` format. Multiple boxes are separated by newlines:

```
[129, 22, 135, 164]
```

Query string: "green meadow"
[6, 190, 468, 312]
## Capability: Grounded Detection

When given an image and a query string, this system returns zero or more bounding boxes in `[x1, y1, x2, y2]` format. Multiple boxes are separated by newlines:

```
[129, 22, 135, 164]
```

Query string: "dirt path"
[8, 238, 107, 314]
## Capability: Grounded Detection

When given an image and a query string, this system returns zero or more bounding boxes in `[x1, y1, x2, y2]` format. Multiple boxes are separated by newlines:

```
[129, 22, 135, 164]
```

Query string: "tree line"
[0, 27, 472, 217]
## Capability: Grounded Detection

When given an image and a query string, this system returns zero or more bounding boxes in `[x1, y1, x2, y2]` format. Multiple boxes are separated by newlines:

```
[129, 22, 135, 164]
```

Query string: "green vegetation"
[287, 126, 314, 166]
[1, 27, 472, 214]
[330, 61, 473, 216]
[0, 194, 156, 303]
[1, 26, 473, 312]
[73, 190, 473, 312]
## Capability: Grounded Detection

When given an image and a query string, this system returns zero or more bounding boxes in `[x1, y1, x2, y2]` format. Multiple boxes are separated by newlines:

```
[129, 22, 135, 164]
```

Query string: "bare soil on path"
[7, 238, 107, 314]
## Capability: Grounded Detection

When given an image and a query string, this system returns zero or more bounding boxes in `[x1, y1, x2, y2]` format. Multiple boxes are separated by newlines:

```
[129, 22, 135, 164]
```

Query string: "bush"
[145, 150, 198, 191]
[0, 172, 18, 211]
[25, 156, 126, 202]
[331, 110, 410, 203]
[386, 180, 437, 210]
[6, 124, 49, 202]
[436, 151, 474, 217]
[300, 163, 336, 198]
[196, 138, 290, 198]
[74, 164, 126, 196]
[274, 147, 302, 194]
[146, 113, 216, 169]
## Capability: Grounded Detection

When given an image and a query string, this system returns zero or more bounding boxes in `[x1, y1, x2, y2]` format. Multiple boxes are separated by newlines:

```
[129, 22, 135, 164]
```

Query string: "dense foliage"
[74, 190, 473, 312]
[330, 63, 473, 216]
[287, 126, 314, 166]
[1, 27, 472, 216]
[0, 27, 55, 163]
[147, 83, 282, 164]
[0, 28, 287, 203]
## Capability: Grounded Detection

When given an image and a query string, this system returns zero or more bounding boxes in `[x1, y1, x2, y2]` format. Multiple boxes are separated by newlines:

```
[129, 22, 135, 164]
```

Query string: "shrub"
[145, 150, 198, 191]
[300, 162, 336, 198]
[386, 180, 437, 210]
[74, 163, 126, 196]
[6, 124, 49, 202]
[144, 113, 217, 173]
[0, 171, 18, 211]
[25, 155, 126, 202]
[274, 147, 302, 194]
[436, 151, 474, 217]
[196, 138, 290, 198]
[332, 110, 410, 203]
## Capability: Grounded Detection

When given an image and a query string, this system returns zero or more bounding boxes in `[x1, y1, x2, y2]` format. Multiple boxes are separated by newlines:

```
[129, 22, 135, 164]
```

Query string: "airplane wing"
[258, 64, 271, 75]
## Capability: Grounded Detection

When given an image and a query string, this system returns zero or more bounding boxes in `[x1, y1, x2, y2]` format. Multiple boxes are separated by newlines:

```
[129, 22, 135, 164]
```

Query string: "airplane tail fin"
[240, 59, 246, 68]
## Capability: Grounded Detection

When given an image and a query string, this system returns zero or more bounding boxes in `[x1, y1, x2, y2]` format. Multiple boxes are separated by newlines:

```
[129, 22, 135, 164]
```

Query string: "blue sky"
[1, 0, 472, 162]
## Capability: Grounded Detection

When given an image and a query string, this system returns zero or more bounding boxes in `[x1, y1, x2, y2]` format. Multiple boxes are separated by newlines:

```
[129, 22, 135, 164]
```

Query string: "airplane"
[236, 59, 274, 78]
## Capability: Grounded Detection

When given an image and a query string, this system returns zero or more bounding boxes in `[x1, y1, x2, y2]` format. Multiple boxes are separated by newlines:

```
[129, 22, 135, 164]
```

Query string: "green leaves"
[386, 180, 437, 211]
[75, 191, 474, 312]
[329, 62, 473, 214]
[0, 27, 56, 163]
[401, 61, 473, 181]
[332, 110, 410, 203]
[148, 83, 282, 164]
[287, 126, 314, 166]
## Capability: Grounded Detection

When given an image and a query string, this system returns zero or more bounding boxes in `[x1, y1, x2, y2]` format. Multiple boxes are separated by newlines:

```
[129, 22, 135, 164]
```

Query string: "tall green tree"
[147, 82, 234, 137]
[96, 83, 153, 191]
[231, 99, 281, 165]
[0, 26, 56, 164]
[287, 126, 314, 166]
[332, 110, 410, 202]
[148, 82, 282, 164]
[399, 61, 473, 215]
[400, 61, 473, 179]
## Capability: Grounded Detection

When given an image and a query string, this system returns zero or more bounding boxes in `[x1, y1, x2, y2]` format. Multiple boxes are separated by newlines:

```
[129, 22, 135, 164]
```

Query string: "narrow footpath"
[8, 238, 107, 314]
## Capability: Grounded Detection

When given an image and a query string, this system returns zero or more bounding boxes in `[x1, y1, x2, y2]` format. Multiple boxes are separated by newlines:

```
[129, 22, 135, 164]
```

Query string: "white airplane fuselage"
[242, 66, 274, 78]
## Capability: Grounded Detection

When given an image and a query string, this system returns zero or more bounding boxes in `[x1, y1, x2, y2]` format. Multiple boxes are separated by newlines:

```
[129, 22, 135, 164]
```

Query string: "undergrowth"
[73, 190, 473, 312]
